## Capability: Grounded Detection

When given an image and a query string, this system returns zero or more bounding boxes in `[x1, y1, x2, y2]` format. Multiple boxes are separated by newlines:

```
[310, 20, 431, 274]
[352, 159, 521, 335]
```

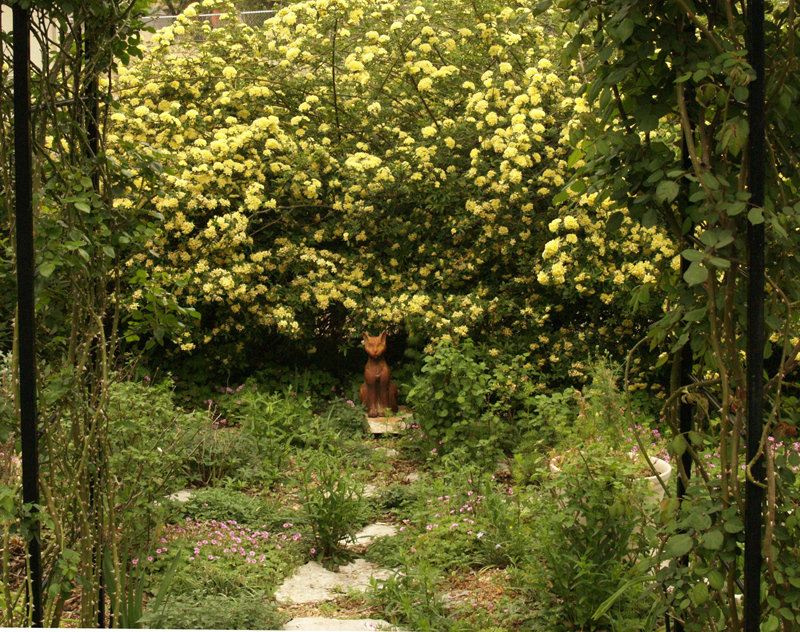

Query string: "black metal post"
[13, 5, 44, 628]
[84, 36, 106, 625]
[673, 71, 695, 632]
[745, 0, 766, 631]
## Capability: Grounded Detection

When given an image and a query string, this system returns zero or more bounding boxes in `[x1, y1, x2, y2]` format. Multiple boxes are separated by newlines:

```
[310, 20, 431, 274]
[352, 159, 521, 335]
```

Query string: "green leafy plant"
[150, 589, 285, 630]
[368, 555, 466, 632]
[407, 339, 504, 466]
[168, 487, 299, 530]
[151, 519, 304, 598]
[324, 398, 369, 437]
[103, 549, 182, 629]
[181, 425, 260, 486]
[297, 455, 365, 564]
[522, 447, 659, 631]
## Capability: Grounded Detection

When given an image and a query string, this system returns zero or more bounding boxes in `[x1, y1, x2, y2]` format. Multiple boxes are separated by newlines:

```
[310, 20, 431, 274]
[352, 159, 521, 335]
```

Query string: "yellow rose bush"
[111, 0, 676, 381]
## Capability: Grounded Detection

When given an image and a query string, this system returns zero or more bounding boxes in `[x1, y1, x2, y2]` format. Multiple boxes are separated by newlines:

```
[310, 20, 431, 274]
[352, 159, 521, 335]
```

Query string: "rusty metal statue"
[359, 331, 399, 418]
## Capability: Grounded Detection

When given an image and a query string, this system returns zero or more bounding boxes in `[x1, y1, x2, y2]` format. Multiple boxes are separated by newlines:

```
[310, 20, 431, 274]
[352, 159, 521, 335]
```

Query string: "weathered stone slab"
[374, 447, 400, 458]
[283, 617, 398, 631]
[167, 490, 194, 503]
[367, 413, 412, 435]
[340, 523, 398, 548]
[274, 560, 394, 604]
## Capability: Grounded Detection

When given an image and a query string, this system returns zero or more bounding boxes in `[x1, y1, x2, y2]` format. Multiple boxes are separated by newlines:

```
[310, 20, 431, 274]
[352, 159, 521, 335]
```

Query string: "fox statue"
[359, 331, 399, 418]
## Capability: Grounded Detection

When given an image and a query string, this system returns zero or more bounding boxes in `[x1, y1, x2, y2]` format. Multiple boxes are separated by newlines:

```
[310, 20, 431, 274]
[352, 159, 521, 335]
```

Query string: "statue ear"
[363, 332, 369, 341]
[380, 330, 387, 341]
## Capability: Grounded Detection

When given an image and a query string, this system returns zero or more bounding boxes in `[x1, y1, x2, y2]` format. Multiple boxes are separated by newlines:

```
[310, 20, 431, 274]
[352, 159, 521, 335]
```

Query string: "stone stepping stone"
[283, 617, 399, 631]
[373, 447, 400, 458]
[340, 523, 398, 549]
[274, 560, 394, 604]
[367, 413, 412, 435]
[167, 489, 194, 502]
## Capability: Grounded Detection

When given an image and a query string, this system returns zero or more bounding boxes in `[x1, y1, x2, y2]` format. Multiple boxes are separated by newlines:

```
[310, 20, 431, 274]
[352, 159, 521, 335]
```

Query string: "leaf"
[761, 615, 779, 632]
[665, 533, 693, 558]
[568, 147, 583, 167]
[39, 261, 56, 278]
[681, 249, 705, 262]
[692, 582, 709, 605]
[748, 208, 764, 224]
[683, 262, 708, 286]
[656, 180, 680, 204]
[74, 202, 91, 213]
[707, 569, 724, 589]
[672, 434, 688, 456]
[616, 18, 634, 42]
[103, 246, 116, 259]
[683, 308, 706, 322]
[570, 180, 586, 194]
[701, 529, 724, 550]
[605, 211, 625, 232]
[724, 516, 744, 533]
[552, 190, 569, 205]
[708, 256, 731, 269]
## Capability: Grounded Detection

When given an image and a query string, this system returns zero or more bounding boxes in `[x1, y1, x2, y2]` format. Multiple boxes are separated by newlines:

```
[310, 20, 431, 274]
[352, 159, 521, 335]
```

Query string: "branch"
[674, 0, 725, 54]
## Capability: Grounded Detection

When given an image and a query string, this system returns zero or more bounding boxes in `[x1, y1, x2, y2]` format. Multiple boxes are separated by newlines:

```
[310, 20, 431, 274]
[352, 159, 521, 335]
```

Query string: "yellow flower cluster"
[109, 0, 673, 381]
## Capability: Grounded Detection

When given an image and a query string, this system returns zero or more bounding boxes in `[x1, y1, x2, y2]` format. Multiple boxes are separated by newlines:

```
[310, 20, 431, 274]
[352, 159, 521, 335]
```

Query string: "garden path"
[279, 420, 406, 630]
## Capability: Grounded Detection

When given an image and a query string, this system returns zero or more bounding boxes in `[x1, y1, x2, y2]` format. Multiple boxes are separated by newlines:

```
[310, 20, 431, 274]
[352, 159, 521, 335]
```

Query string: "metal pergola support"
[745, 0, 766, 630]
[13, 3, 44, 627]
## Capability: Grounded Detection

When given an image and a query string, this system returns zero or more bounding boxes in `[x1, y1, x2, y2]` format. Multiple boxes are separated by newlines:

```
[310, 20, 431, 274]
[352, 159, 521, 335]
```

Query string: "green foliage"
[408, 339, 543, 466]
[297, 454, 366, 562]
[156, 526, 301, 597]
[323, 398, 370, 437]
[230, 384, 313, 484]
[407, 339, 500, 464]
[105, 379, 206, 505]
[0, 352, 16, 443]
[104, 548, 182, 629]
[512, 387, 581, 477]
[367, 559, 463, 632]
[557, 0, 800, 626]
[181, 426, 261, 486]
[651, 441, 800, 631]
[367, 473, 528, 574]
[150, 589, 285, 630]
[522, 447, 659, 631]
[168, 487, 300, 529]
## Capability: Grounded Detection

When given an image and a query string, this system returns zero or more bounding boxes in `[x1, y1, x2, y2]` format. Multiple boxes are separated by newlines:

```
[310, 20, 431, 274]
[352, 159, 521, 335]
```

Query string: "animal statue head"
[362, 331, 387, 359]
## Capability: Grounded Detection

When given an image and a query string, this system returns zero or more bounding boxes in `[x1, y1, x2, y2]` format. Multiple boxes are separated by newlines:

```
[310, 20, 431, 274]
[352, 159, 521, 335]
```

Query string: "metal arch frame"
[12, 3, 44, 627]
[11, 1, 767, 630]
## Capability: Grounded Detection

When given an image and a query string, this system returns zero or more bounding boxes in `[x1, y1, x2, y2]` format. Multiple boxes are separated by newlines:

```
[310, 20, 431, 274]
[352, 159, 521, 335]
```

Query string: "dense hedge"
[111, 0, 676, 383]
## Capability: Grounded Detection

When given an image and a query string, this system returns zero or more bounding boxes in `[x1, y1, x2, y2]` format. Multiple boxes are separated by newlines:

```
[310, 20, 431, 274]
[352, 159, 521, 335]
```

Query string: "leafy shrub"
[105, 379, 205, 499]
[323, 398, 369, 437]
[297, 454, 366, 562]
[168, 487, 301, 529]
[181, 426, 260, 486]
[366, 472, 528, 573]
[521, 447, 657, 631]
[151, 589, 285, 630]
[408, 339, 543, 465]
[368, 558, 466, 632]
